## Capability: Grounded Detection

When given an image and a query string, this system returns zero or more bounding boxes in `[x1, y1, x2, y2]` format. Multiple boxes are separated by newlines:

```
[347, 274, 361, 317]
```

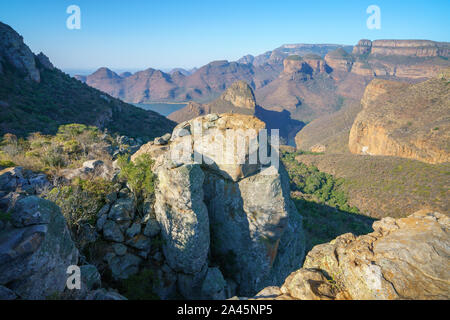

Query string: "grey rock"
[96, 213, 108, 232]
[154, 133, 171, 145]
[36, 52, 54, 70]
[0, 22, 40, 82]
[80, 264, 101, 291]
[126, 222, 141, 238]
[132, 114, 306, 299]
[151, 251, 162, 261]
[126, 234, 151, 250]
[143, 217, 161, 237]
[0, 197, 78, 299]
[203, 165, 305, 296]
[85, 289, 127, 300]
[0, 285, 17, 300]
[154, 164, 210, 274]
[303, 210, 450, 300]
[108, 198, 135, 222]
[103, 220, 124, 243]
[201, 267, 227, 300]
[0, 167, 25, 193]
[108, 253, 142, 280]
[177, 264, 208, 299]
[11, 196, 56, 227]
[153, 267, 177, 300]
[76, 223, 98, 250]
[106, 191, 117, 204]
[112, 243, 127, 256]
[225, 279, 238, 299]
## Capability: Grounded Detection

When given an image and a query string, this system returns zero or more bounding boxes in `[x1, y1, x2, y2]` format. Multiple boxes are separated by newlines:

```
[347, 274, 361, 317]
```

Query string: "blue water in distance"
[134, 103, 187, 117]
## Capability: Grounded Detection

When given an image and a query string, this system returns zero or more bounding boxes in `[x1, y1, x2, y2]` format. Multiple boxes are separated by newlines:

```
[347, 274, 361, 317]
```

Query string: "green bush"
[117, 153, 155, 215]
[0, 159, 16, 168]
[0, 123, 114, 173]
[281, 150, 359, 213]
[45, 178, 115, 228]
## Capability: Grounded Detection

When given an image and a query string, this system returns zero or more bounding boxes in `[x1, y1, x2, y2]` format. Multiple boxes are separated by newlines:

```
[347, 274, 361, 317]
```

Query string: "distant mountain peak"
[91, 67, 121, 79]
[219, 80, 256, 109]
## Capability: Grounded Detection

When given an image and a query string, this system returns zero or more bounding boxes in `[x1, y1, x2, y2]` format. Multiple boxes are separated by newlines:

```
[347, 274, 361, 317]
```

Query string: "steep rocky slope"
[250, 210, 450, 300]
[349, 70, 450, 164]
[0, 22, 175, 140]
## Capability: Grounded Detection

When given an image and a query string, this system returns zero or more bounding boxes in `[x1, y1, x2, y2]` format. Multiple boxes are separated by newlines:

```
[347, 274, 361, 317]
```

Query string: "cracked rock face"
[0, 22, 40, 82]
[303, 210, 450, 300]
[248, 210, 450, 300]
[134, 113, 305, 298]
[0, 196, 79, 299]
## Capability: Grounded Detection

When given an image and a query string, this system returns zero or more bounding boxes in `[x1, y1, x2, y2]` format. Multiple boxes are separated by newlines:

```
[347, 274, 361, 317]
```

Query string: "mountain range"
[75, 39, 450, 124]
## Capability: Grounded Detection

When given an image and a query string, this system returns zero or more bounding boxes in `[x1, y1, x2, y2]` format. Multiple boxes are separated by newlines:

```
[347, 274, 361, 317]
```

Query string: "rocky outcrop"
[0, 196, 79, 299]
[303, 54, 330, 74]
[349, 71, 450, 164]
[219, 80, 257, 109]
[248, 210, 450, 300]
[36, 52, 54, 70]
[325, 48, 354, 72]
[369, 40, 450, 57]
[168, 81, 256, 124]
[0, 22, 40, 82]
[134, 113, 305, 298]
[352, 39, 373, 55]
[283, 56, 308, 74]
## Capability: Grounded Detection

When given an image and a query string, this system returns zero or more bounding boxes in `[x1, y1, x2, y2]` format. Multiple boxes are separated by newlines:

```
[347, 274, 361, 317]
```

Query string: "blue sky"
[0, 0, 449, 71]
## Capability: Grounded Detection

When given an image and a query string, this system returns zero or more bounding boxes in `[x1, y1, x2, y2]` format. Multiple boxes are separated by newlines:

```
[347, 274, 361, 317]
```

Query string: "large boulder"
[154, 163, 210, 275]
[0, 196, 79, 299]
[250, 210, 450, 300]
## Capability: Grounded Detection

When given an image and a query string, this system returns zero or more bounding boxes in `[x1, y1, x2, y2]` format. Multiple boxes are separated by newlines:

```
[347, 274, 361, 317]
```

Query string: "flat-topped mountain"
[0, 21, 175, 139]
[328, 39, 450, 79]
[349, 69, 450, 164]
[238, 43, 353, 67]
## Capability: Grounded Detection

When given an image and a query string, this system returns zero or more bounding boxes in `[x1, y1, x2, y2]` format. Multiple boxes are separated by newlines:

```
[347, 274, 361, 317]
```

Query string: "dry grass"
[296, 153, 449, 218]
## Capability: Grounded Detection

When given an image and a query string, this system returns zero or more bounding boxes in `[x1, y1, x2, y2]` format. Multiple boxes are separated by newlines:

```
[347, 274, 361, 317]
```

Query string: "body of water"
[134, 103, 187, 117]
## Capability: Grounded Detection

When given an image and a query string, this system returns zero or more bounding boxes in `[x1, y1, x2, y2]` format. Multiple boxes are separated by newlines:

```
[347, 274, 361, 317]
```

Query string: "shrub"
[45, 178, 115, 228]
[0, 123, 114, 173]
[281, 150, 359, 213]
[117, 153, 155, 215]
[0, 159, 16, 168]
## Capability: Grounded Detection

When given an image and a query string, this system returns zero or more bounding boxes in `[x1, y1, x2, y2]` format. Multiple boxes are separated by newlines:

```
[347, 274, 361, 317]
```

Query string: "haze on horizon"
[0, 0, 449, 72]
